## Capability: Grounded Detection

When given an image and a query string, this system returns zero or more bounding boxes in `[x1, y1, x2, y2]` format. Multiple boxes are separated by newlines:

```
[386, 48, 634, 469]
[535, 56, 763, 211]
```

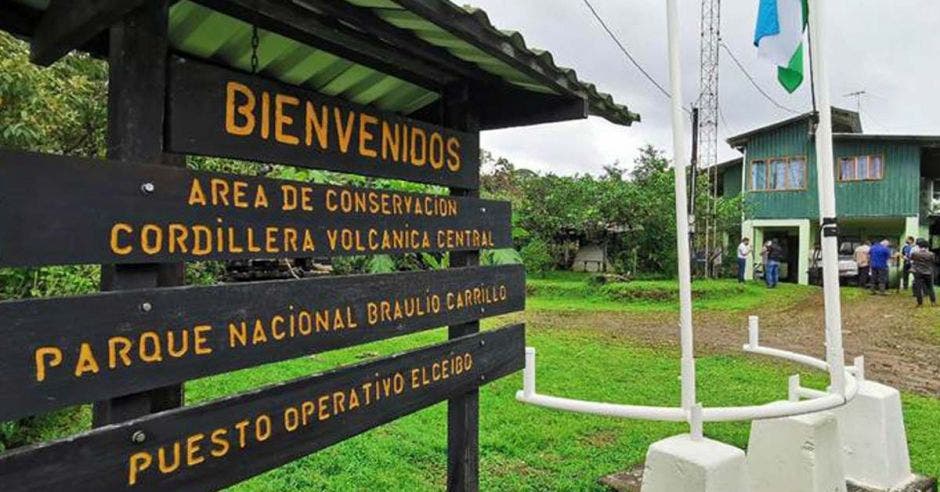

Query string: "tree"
[0, 32, 107, 157]
[630, 144, 669, 183]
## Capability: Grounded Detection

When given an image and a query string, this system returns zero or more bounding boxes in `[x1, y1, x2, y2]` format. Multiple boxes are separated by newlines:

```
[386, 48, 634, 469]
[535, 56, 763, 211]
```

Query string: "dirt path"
[518, 289, 940, 396]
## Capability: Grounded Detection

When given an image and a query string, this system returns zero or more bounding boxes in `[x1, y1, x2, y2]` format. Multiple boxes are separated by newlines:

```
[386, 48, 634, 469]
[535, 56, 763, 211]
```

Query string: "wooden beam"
[0, 0, 43, 40]
[413, 88, 588, 130]
[191, 0, 456, 92]
[29, 0, 147, 66]
[444, 84, 482, 492]
[92, 0, 184, 427]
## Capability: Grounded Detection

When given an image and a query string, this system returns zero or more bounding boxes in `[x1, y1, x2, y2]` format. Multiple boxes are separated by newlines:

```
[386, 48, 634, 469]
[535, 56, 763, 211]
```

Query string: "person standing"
[911, 238, 936, 306]
[854, 240, 870, 289]
[766, 239, 784, 288]
[760, 240, 772, 286]
[869, 238, 891, 295]
[737, 238, 751, 283]
[901, 236, 915, 291]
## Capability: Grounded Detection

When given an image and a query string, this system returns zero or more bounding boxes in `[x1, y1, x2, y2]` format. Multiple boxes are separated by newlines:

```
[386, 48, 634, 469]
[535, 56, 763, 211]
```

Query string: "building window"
[788, 158, 806, 188]
[749, 157, 805, 191]
[751, 160, 766, 190]
[838, 155, 884, 181]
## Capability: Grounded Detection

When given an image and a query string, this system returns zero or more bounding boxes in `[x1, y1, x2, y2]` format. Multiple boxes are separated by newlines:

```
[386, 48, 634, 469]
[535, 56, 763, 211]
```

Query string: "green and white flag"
[754, 0, 808, 93]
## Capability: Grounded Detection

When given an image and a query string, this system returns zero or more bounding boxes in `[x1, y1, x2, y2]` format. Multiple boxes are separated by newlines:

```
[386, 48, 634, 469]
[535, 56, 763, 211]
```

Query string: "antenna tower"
[697, 0, 721, 277]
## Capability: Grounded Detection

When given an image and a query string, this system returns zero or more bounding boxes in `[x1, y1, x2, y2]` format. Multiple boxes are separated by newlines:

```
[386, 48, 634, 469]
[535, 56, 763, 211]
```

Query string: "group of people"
[735, 235, 937, 306]
[735, 237, 785, 288]
[855, 237, 937, 306]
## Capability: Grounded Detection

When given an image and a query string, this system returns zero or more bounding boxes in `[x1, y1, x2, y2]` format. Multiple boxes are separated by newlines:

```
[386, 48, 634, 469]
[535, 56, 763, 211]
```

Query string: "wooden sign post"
[94, 0, 182, 428]
[0, 2, 524, 490]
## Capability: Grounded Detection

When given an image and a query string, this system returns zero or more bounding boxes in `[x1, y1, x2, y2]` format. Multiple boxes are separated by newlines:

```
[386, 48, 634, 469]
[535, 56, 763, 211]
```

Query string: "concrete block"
[833, 380, 915, 491]
[641, 434, 748, 492]
[746, 410, 846, 492]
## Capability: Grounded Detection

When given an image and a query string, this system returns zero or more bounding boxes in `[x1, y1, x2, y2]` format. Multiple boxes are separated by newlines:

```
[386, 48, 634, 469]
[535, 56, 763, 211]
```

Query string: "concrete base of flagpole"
[832, 379, 920, 491]
[638, 434, 748, 492]
[746, 410, 846, 492]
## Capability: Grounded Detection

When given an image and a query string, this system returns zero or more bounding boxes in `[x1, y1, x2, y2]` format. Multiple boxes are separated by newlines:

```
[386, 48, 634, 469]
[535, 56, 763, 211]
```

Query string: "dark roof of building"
[833, 133, 940, 146]
[726, 107, 862, 148]
[3, 0, 639, 130]
[714, 157, 743, 171]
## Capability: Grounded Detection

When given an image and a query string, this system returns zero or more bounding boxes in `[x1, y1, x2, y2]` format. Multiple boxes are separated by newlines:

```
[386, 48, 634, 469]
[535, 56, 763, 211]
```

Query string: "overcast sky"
[468, 0, 940, 176]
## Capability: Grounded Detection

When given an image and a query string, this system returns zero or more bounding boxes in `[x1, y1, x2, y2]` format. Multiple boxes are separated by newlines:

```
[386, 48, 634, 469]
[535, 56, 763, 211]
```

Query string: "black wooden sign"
[0, 265, 524, 420]
[0, 325, 524, 491]
[166, 56, 480, 189]
[0, 150, 510, 267]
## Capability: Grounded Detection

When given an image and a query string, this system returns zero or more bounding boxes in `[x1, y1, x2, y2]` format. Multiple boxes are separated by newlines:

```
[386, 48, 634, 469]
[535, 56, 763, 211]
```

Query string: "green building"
[718, 108, 940, 284]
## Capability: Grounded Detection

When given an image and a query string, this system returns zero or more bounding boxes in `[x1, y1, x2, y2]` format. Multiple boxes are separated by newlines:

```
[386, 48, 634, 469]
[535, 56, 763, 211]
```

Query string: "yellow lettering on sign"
[275, 94, 300, 145]
[74, 343, 100, 377]
[110, 223, 133, 255]
[128, 452, 152, 486]
[334, 108, 356, 154]
[225, 82, 256, 136]
[410, 127, 427, 166]
[188, 178, 207, 206]
[305, 102, 329, 149]
[358, 113, 378, 158]
[34, 346, 62, 382]
[446, 137, 461, 171]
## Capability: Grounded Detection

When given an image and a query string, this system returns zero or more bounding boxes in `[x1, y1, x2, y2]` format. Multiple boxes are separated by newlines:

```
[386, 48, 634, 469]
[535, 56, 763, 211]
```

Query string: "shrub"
[520, 239, 553, 276]
[599, 280, 749, 302]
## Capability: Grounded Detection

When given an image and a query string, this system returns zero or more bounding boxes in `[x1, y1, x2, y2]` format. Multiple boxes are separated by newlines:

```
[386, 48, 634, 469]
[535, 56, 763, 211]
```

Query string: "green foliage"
[418, 252, 449, 270]
[367, 254, 397, 274]
[519, 238, 553, 276]
[481, 248, 523, 266]
[0, 32, 107, 156]
[525, 271, 810, 312]
[186, 262, 228, 286]
[480, 145, 743, 278]
[0, 265, 100, 301]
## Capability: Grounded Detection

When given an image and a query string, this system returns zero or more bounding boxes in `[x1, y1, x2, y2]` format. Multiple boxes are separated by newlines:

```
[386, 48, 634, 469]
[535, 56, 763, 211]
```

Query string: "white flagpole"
[807, 0, 847, 394]
[665, 0, 697, 414]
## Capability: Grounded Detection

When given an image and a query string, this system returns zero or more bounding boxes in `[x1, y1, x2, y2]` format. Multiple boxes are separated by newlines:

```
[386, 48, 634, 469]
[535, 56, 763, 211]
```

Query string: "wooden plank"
[0, 265, 524, 420]
[445, 85, 482, 492]
[165, 56, 480, 189]
[29, 0, 147, 66]
[94, 0, 182, 427]
[0, 325, 525, 491]
[0, 149, 510, 267]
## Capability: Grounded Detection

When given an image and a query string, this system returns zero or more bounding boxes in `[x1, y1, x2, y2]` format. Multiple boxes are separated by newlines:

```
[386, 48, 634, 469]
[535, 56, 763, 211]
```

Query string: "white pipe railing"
[516, 316, 861, 424]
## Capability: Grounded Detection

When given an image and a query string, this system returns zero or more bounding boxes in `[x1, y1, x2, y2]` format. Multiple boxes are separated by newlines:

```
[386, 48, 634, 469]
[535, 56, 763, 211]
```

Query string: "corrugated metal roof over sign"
[6, 0, 638, 129]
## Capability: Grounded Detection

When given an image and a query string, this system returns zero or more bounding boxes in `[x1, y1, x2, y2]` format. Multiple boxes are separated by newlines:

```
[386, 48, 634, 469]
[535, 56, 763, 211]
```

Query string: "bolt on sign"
[0, 150, 511, 266]
[166, 56, 481, 189]
[0, 326, 525, 491]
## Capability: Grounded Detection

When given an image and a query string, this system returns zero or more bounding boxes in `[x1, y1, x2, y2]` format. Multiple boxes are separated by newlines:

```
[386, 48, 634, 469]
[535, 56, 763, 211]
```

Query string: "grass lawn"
[526, 270, 865, 312]
[13, 273, 939, 490]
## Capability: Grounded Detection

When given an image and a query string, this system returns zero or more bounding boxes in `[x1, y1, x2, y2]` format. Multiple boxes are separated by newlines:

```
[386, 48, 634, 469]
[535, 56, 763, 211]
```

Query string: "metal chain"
[250, 25, 260, 74]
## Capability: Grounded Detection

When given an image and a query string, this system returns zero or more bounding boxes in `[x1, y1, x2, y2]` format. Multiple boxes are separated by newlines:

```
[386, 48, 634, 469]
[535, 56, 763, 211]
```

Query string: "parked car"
[838, 239, 861, 279]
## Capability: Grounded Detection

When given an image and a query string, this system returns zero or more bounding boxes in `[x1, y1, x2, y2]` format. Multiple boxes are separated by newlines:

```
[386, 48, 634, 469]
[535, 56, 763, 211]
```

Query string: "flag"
[754, 0, 808, 93]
